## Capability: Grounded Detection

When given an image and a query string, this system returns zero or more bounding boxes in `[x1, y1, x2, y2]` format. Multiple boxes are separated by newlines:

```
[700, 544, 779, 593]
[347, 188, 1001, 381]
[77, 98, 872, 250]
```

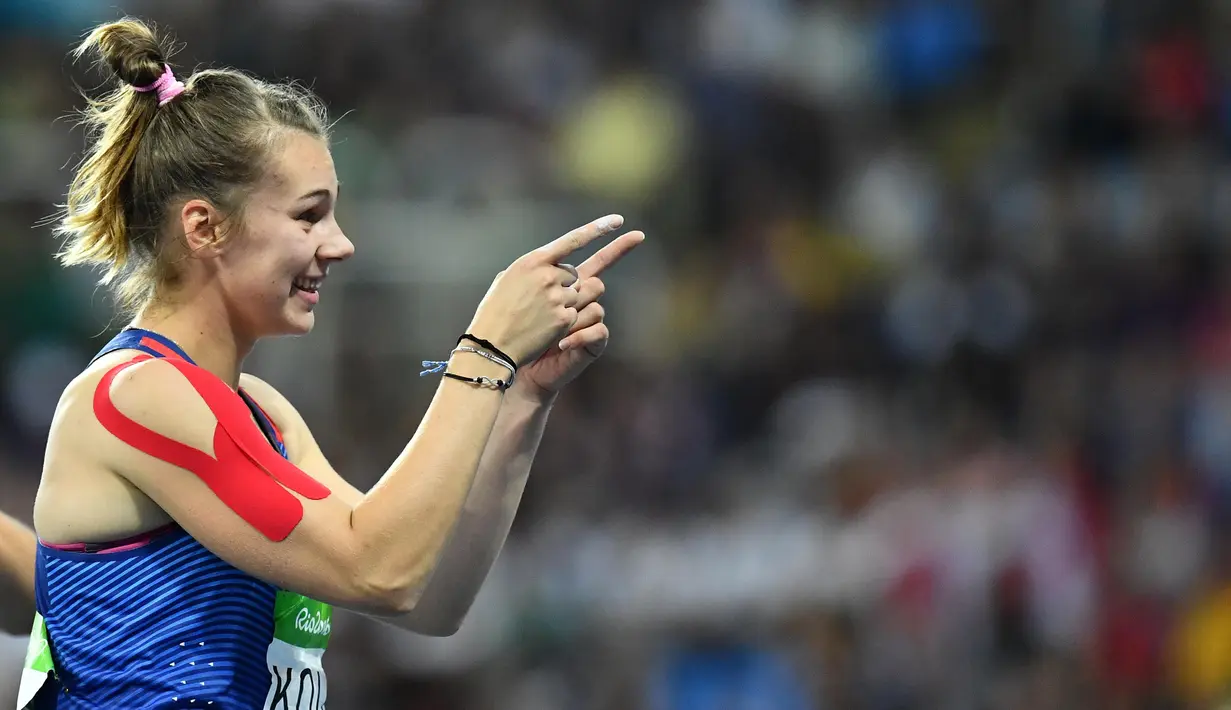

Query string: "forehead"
[258, 131, 336, 199]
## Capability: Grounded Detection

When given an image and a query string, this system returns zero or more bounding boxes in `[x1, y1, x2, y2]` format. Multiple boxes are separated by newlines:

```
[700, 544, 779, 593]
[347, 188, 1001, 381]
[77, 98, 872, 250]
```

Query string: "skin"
[0, 511, 35, 635]
[27, 130, 644, 634]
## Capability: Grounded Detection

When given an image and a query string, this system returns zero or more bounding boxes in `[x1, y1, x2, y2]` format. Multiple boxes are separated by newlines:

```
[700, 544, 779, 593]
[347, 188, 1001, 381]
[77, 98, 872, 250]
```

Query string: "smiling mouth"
[292, 276, 322, 294]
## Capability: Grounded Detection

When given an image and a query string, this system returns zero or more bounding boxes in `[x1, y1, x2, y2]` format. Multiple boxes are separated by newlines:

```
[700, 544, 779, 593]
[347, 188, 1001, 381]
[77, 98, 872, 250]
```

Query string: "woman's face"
[214, 131, 354, 338]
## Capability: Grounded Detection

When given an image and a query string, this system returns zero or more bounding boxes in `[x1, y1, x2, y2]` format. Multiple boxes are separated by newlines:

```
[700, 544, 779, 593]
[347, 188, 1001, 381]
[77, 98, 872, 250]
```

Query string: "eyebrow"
[296, 185, 340, 203]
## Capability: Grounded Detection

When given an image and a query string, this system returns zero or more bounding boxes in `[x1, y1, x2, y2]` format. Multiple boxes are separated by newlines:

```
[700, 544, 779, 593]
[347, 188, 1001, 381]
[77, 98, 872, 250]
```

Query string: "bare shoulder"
[41, 358, 375, 607]
[238, 373, 311, 452]
[37, 355, 197, 542]
[237, 373, 294, 419]
[48, 355, 211, 458]
[98, 356, 218, 455]
[238, 373, 363, 504]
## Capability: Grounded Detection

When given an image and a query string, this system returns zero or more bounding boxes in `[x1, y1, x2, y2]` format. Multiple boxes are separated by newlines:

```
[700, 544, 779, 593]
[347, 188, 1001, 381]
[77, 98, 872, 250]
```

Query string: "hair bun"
[77, 18, 169, 90]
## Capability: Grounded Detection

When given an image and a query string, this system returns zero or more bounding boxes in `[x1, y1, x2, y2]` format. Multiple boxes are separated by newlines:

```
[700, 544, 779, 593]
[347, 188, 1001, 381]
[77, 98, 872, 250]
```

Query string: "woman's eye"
[296, 210, 321, 224]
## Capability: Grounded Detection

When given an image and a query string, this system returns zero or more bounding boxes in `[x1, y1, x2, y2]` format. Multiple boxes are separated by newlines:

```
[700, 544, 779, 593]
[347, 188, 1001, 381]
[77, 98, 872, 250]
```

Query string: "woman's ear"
[180, 199, 227, 257]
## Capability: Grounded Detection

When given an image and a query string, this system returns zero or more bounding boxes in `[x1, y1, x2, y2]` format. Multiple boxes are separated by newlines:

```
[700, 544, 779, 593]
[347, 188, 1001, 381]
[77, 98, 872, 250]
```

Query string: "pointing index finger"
[535, 215, 624, 263]
[578, 230, 646, 278]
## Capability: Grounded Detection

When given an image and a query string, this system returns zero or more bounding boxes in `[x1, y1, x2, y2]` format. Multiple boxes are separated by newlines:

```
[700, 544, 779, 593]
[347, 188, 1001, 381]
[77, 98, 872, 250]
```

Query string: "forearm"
[0, 510, 36, 635]
[348, 350, 510, 609]
[394, 383, 555, 634]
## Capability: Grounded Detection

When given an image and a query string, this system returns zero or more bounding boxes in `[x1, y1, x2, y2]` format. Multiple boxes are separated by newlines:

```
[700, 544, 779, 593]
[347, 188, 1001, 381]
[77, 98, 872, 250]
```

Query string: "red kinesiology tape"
[93, 354, 331, 541]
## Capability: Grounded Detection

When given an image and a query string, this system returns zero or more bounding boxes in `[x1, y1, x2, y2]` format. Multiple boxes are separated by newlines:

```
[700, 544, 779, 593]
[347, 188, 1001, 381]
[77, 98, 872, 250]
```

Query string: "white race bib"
[262, 591, 332, 710]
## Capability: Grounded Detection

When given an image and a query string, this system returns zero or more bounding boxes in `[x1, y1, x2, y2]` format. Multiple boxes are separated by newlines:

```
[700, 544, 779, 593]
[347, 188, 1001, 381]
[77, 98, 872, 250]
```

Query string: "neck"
[131, 298, 254, 390]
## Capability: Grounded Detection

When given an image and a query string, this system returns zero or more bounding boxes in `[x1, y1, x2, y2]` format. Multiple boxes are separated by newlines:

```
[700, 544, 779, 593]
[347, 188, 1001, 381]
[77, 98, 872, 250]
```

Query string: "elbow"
[409, 612, 464, 637]
[354, 573, 421, 617]
[363, 589, 467, 636]
[357, 588, 468, 636]
[400, 590, 476, 636]
[355, 575, 469, 636]
[343, 539, 434, 616]
[356, 570, 470, 635]
[342, 528, 467, 627]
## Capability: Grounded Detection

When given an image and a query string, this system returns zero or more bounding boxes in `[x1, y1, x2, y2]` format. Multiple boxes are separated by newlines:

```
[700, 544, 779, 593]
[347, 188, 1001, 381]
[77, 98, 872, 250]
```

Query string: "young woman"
[20, 17, 642, 709]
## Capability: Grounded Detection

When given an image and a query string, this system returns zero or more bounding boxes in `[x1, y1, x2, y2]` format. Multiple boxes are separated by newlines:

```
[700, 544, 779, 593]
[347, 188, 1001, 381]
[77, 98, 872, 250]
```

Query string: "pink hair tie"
[133, 64, 185, 107]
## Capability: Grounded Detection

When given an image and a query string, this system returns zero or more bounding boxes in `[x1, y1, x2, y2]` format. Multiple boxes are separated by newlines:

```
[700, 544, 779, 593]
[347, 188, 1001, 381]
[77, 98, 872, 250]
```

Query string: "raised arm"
[0, 509, 36, 635]
[242, 375, 552, 636]
[80, 217, 621, 616]
[393, 228, 644, 634]
[95, 348, 504, 614]
[239, 227, 643, 635]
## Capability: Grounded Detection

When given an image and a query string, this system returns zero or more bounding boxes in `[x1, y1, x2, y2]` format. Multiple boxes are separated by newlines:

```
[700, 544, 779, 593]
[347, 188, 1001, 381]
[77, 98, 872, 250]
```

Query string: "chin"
[260, 304, 316, 338]
[283, 311, 316, 335]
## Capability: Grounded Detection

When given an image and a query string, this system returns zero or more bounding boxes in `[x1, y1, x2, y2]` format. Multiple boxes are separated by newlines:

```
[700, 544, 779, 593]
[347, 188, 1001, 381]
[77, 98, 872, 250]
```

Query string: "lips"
[291, 275, 324, 306]
[292, 276, 322, 293]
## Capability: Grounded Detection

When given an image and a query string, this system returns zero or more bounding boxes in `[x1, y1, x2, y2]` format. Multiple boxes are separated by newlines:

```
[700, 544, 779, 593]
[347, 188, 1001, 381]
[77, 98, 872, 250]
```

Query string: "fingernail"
[559, 340, 570, 351]
[604, 215, 624, 231]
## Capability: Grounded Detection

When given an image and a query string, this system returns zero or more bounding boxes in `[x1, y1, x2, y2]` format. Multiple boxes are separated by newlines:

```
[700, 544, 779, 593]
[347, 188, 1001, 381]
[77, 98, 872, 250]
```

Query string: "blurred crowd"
[3, 0, 1231, 708]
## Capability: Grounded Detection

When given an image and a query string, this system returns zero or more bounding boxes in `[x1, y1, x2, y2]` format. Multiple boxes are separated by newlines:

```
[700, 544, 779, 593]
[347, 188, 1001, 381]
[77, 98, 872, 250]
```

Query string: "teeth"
[294, 277, 322, 292]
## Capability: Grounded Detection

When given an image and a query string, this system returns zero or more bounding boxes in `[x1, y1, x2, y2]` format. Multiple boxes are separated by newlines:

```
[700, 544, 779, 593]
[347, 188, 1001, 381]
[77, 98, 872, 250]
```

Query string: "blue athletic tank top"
[27, 328, 331, 709]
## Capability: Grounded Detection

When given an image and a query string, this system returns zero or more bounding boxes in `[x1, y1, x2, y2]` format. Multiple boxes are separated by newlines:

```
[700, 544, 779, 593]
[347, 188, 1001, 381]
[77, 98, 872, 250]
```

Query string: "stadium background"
[2, 0, 1231, 708]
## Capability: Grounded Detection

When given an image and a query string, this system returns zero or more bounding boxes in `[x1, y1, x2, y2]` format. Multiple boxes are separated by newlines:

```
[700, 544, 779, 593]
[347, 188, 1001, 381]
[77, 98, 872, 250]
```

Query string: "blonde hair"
[56, 17, 331, 313]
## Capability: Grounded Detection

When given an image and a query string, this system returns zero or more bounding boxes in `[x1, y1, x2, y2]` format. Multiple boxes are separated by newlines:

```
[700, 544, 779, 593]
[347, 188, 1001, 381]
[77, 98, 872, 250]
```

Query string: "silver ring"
[558, 263, 579, 289]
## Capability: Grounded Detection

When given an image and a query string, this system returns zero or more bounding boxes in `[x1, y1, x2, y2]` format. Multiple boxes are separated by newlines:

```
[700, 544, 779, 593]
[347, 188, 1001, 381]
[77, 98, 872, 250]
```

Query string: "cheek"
[221, 226, 307, 297]
[221, 264, 278, 304]
[252, 255, 296, 297]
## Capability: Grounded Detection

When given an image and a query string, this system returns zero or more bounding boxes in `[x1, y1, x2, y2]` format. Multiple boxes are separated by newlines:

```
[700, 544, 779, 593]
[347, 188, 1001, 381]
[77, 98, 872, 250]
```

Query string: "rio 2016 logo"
[294, 608, 330, 638]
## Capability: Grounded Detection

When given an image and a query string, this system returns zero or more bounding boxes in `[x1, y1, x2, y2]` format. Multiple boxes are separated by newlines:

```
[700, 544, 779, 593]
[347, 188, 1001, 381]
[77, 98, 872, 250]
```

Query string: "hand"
[516, 227, 645, 399]
[468, 215, 628, 367]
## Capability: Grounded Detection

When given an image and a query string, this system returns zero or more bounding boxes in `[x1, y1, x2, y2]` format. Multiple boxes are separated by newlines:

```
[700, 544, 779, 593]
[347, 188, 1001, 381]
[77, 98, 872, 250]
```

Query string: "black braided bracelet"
[420, 333, 517, 391]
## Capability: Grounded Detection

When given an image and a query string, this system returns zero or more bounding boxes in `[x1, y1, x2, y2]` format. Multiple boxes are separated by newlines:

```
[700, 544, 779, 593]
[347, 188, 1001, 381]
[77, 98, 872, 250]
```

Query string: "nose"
[319, 224, 355, 263]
